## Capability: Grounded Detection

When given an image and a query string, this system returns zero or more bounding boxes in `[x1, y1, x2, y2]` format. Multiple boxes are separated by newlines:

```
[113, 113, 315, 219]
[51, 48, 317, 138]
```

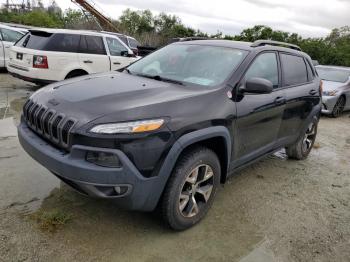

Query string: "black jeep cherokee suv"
[18, 40, 321, 230]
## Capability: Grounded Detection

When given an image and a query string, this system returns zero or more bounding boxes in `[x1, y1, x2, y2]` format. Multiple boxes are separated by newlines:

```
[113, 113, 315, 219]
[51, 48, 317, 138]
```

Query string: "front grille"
[22, 99, 77, 149]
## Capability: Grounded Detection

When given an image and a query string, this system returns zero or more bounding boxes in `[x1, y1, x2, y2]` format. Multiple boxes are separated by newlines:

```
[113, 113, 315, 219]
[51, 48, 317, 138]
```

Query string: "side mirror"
[241, 77, 273, 94]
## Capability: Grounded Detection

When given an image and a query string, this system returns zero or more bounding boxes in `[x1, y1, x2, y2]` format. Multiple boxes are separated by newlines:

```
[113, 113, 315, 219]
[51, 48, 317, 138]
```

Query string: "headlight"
[322, 90, 338, 96]
[90, 119, 164, 134]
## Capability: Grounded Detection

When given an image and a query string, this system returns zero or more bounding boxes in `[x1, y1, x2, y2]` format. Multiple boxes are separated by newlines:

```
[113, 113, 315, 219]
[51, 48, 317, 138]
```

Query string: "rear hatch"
[9, 30, 53, 70]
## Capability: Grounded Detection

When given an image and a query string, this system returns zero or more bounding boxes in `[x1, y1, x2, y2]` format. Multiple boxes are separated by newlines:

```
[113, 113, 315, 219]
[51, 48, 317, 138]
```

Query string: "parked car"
[102, 31, 140, 55]
[316, 65, 350, 117]
[0, 24, 26, 68]
[7, 29, 139, 85]
[18, 40, 321, 230]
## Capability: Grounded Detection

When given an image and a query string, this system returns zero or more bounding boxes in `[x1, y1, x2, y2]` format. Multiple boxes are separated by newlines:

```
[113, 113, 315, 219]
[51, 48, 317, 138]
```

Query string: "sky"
[1, 0, 349, 37]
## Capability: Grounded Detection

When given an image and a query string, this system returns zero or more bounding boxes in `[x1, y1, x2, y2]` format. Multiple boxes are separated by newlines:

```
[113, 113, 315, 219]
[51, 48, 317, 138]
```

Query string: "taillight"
[33, 55, 48, 69]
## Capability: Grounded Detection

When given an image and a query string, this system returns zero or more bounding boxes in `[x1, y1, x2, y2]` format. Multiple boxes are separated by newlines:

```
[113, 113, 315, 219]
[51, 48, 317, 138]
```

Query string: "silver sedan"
[316, 65, 350, 117]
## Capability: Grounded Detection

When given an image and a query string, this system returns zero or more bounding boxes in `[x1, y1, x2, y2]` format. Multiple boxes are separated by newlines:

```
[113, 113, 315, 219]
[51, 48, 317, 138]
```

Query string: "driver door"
[105, 37, 134, 71]
[233, 52, 286, 167]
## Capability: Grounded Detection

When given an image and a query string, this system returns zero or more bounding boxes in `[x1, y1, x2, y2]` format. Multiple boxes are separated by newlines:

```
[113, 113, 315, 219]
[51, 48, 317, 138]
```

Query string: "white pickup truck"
[0, 24, 26, 68]
[7, 29, 140, 85]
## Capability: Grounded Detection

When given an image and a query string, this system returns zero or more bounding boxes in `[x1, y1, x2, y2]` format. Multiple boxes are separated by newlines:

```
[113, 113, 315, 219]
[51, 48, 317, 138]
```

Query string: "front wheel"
[286, 117, 318, 160]
[161, 147, 221, 230]
[331, 96, 345, 118]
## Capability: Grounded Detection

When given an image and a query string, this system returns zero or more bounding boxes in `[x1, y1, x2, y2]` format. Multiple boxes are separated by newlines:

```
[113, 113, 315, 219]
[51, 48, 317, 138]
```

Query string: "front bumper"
[18, 122, 164, 211]
[321, 95, 338, 114]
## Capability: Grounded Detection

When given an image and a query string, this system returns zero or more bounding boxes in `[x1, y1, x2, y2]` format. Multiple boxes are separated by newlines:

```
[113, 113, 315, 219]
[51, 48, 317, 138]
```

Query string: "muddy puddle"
[1, 73, 349, 262]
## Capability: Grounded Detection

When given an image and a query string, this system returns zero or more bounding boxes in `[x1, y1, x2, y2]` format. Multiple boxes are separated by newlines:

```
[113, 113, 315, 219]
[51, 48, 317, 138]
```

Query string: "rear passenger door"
[278, 53, 320, 143]
[233, 52, 286, 167]
[78, 35, 110, 74]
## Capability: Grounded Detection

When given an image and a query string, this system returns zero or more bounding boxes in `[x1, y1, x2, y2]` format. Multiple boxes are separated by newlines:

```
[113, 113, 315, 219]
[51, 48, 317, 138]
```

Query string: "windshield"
[316, 67, 350, 83]
[127, 44, 248, 87]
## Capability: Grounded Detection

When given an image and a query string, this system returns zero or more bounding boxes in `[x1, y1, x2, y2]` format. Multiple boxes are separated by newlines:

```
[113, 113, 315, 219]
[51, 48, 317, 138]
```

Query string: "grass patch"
[30, 209, 72, 232]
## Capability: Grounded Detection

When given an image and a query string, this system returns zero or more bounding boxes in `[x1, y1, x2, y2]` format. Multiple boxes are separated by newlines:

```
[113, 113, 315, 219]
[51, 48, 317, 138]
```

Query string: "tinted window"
[128, 38, 139, 48]
[245, 52, 279, 88]
[305, 60, 314, 81]
[118, 35, 128, 45]
[281, 54, 308, 86]
[17, 32, 52, 50]
[79, 35, 106, 55]
[106, 37, 128, 56]
[1, 28, 23, 42]
[45, 34, 80, 52]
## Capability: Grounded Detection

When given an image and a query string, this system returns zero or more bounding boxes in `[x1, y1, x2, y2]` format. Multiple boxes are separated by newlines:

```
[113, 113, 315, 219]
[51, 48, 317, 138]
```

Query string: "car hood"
[30, 72, 214, 126]
[322, 80, 346, 91]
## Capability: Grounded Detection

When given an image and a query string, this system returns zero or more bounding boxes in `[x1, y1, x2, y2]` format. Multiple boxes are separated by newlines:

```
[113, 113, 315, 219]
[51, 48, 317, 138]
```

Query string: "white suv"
[0, 24, 26, 68]
[7, 29, 139, 85]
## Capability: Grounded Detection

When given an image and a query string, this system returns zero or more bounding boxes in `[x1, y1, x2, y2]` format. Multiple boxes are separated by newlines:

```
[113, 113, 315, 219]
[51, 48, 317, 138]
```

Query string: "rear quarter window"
[17, 31, 52, 50]
[280, 53, 308, 86]
[305, 60, 315, 81]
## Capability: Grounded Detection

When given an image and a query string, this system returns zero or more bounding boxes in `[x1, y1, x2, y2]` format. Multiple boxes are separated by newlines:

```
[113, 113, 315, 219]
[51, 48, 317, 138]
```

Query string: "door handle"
[113, 62, 121, 65]
[309, 89, 317, 95]
[274, 96, 286, 105]
[83, 60, 93, 64]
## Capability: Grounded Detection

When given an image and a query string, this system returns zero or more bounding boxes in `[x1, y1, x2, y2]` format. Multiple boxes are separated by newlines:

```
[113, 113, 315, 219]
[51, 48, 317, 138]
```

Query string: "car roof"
[0, 24, 27, 34]
[316, 65, 350, 71]
[28, 28, 113, 37]
[174, 39, 309, 56]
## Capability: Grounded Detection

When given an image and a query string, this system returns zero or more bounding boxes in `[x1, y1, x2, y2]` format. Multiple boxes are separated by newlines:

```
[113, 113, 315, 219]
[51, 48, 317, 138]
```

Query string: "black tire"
[161, 147, 221, 230]
[331, 96, 346, 118]
[286, 117, 318, 160]
[65, 70, 88, 80]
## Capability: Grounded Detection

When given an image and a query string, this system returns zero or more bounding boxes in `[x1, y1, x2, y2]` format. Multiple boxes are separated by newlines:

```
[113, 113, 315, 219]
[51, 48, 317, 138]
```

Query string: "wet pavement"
[0, 72, 349, 262]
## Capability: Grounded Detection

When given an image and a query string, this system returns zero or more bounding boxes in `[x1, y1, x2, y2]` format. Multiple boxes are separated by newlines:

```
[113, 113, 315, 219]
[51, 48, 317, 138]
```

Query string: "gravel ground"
[0, 72, 349, 262]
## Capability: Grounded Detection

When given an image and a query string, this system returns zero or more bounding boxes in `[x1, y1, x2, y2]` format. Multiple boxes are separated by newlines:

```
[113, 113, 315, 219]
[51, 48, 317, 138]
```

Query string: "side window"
[305, 59, 314, 81]
[45, 34, 80, 52]
[118, 35, 128, 45]
[106, 37, 128, 56]
[128, 38, 139, 49]
[280, 54, 308, 86]
[245, 52, 279, 88]
[79, 35, 106, 55]
[1, 28, 23, 42]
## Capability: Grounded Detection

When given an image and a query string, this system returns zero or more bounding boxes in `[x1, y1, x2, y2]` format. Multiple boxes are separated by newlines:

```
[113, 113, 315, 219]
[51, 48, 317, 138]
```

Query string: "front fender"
[144, 126, 231, 210]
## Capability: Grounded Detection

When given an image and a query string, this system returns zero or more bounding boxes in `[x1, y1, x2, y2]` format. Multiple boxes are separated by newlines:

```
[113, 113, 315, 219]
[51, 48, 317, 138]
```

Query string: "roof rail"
[170, 37, 211, 43]
[251, 40, 302, 51]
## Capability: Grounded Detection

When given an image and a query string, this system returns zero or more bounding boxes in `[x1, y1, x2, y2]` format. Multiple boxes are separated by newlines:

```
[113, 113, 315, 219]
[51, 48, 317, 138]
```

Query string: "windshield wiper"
[135, 73, 184, 85]
[124, 68, 132, 74]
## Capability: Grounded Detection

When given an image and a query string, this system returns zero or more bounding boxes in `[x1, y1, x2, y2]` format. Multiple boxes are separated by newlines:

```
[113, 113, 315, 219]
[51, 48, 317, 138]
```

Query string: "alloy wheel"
[302, 122, 316, 153]
[178, 164, 214, 218]
[333, 96, 345, 117]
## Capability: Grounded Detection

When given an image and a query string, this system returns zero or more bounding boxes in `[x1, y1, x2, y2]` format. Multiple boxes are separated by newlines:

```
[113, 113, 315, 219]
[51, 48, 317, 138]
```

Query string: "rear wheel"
[65, 70, 88, 80]
[331, 96, 345, 118]
[161, 147, 220, 230]
[286, 118, 318, 160]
